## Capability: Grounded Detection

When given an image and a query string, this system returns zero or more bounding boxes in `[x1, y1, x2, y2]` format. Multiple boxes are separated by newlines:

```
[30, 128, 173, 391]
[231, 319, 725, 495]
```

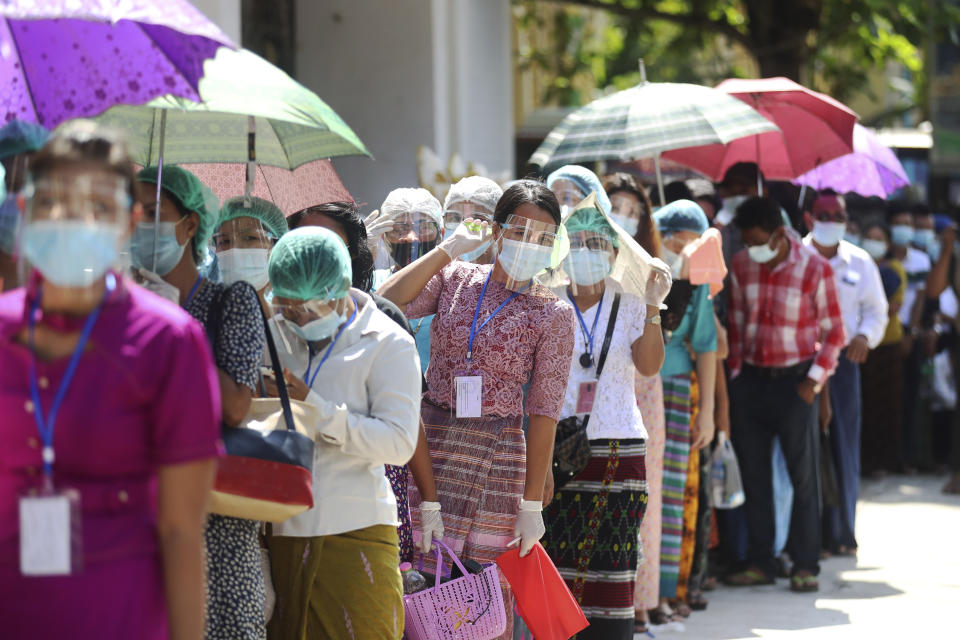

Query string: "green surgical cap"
[565, 196, 619, 248]
[137, 165, 220, 261]
[0, 120, 49, 160]
[268, 226, 352, 301]
[218, 196, 288, 239]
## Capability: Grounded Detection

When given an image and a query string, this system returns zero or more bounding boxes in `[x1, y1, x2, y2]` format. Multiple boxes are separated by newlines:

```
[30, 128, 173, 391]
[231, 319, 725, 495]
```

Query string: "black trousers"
[731, 367, 821, 576]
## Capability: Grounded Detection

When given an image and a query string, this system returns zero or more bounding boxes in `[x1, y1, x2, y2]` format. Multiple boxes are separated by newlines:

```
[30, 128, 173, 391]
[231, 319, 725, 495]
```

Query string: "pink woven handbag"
[403, 540, 507, 640]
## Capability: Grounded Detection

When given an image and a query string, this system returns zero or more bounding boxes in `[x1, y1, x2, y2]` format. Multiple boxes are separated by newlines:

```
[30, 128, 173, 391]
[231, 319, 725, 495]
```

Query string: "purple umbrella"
[793, 124, 910, 197]
[0, 0, 234, 128]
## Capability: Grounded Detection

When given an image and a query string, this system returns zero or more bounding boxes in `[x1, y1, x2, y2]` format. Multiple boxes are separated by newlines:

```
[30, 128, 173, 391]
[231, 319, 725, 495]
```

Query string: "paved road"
[641, 474, 960, 639]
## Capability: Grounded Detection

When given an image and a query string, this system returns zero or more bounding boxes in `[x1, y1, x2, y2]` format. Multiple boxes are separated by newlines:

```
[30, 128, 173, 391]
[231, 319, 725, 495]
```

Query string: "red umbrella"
[179, 159, 352, 216]
[663, 77, 858, 181]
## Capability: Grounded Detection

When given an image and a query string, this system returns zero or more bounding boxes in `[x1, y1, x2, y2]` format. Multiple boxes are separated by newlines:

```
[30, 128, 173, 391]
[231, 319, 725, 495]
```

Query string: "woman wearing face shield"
[378, 181, 576, 638]
[603, 172, 673, 629]
[366, 187, 443, 287]
[651, 200, 718, 617]
[133, 167, 269, 639]
[213, 196, 289, 312]
[0, 122, 221, 639]
[542, 197, 665, 640]
[260, 227, 420, 640]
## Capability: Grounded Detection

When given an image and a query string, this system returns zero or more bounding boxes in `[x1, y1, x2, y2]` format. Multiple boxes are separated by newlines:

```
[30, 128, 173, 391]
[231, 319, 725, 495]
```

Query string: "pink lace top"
[408, 262, 575, 420]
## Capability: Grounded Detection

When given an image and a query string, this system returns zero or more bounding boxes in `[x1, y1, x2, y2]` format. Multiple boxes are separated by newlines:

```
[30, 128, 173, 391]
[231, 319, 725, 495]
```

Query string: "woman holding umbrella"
[132, 166, 269, 639]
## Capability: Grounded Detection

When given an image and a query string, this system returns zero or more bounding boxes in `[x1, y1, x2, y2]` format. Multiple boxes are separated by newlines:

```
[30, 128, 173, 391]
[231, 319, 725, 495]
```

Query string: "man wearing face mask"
[802, 191, 888, 557]
[0, 120, 49, 291]
[726, 197, 845, 593]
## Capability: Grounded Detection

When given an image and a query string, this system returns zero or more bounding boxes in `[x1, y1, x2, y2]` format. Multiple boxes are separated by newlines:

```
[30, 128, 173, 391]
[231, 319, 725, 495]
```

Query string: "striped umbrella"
[528, 65, 778, 202]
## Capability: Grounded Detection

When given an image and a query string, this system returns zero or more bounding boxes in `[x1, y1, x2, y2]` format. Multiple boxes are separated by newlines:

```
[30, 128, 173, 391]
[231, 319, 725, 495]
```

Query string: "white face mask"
[218, 248, 270, 290]
[861, 238, 888, 260]
[811, 221, 846, 247]
[747, 234, 780, 264]
[716, 195, 749, 226]
[610, 213, 639, 237]
[660, 246, 683, 278]
[497, 238, 553, 282]
[563, 248, 612, 286]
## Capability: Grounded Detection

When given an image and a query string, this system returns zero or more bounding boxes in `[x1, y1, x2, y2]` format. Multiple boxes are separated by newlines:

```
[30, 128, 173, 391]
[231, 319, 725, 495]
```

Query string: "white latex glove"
[509, 500, 545, 558]
[643, 259, 673, 308]
[138, 268, 179, 304]
[363, 209, 394, 260]
[438, 218, 491, 260]
[260, 547, 276, 622]
[418, 501, 444, 553]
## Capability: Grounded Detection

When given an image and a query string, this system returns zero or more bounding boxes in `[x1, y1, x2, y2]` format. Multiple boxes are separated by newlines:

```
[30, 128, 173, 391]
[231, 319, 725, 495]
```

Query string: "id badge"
[576, 380, 598, 415]
[19, 487, 82, 576]
[453, 367, 483, 419]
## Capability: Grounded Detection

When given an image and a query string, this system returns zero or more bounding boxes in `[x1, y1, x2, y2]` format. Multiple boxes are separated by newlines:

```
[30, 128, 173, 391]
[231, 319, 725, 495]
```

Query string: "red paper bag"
[497, 543, 589, 640]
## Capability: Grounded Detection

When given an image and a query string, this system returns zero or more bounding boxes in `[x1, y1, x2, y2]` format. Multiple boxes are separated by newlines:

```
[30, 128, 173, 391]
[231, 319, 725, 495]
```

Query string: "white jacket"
[271, 289, 421, 538]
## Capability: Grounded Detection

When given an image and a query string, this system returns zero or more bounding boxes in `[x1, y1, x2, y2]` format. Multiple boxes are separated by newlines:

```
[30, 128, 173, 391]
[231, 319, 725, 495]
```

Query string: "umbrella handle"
[152, 109, 168, 273]
[245, 115, 255, 208]
[654, 154, 665, 208]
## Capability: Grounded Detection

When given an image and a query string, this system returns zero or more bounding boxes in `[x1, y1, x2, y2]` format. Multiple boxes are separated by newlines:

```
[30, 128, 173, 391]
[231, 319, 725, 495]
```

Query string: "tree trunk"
[744, 0, 822, 81]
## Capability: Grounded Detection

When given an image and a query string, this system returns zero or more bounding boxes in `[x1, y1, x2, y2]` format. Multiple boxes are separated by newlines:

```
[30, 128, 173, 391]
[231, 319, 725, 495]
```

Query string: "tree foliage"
[515, 0, 960, 122]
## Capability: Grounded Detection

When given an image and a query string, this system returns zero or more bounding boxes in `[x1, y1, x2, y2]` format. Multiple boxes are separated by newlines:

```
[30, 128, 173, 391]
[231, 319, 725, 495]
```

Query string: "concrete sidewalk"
[640, 474, 960, 639]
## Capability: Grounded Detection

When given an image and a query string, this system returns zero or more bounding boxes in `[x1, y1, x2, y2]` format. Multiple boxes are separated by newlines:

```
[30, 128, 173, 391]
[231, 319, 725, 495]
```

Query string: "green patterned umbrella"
[94, 47, 369, 168]
[529, 67, 777, 201]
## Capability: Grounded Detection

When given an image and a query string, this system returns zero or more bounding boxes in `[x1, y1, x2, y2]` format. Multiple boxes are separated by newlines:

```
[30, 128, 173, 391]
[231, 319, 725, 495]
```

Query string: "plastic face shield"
[609, 192, 644, 222]
[563, 230, 615, 297]
[212, 216, 273, 290]
[267, 293, 347, 349]
[21, 172, 129, 288]
[550, 179, 585, 210]
[444, 202, 494, 229]
[383, 211, 441, 268]
[494, 214, 567, 295]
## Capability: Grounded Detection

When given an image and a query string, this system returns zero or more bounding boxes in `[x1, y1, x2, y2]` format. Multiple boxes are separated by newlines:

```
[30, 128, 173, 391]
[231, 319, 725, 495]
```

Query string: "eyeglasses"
[568, 234, 613, 252]
[500, 223, 557, 248]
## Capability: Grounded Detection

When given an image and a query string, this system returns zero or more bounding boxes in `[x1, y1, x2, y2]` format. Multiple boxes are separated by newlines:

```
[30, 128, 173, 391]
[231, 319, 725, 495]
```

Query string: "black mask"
[389, 239, 438, 268]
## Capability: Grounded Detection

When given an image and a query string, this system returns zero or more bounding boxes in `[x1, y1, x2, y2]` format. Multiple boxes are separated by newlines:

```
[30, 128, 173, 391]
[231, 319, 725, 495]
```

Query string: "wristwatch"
[646, 313, 662, 326]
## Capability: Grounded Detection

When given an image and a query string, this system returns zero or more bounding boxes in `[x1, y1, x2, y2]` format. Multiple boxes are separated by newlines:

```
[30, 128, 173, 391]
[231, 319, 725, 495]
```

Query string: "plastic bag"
[496, 543, 588, 640]
[709, 434, 745, 509]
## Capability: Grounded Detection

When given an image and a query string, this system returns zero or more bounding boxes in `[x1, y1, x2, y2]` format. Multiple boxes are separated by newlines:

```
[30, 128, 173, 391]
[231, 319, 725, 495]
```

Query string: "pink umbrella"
[792, 124, 909, 197]
[179, 159, 352, 216]
[663, 77, 858, 181]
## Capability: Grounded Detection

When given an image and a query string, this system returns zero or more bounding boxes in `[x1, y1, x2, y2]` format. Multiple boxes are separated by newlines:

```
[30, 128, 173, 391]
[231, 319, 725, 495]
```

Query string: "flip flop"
[790, 573, 819, 592]
[687, 591, 709, 611]
[724, 567, 775, 586]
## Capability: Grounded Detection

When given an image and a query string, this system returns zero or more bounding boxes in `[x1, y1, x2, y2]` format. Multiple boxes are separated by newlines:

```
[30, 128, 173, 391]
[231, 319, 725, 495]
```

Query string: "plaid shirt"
[728, 232, 846, 385]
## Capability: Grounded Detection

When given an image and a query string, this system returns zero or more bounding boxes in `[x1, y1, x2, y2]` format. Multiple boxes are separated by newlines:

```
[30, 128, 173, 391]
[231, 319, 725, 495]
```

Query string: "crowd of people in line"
[0, 119, 958, 640]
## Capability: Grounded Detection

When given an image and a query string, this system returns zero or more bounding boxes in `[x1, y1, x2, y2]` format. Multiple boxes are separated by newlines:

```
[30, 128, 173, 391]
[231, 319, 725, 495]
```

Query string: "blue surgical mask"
[914, 228, 937, 252]
[22, 220, 121, 287]
[287, 309, 344, 342]
[497, 238, 553, 282]
[861, 238, 888, 260]
[890, 224, 914, 247]
[130, 220, 187, 276]
[0, 194, 20, 255]
[610, 213, 639, 237]
[811, 221, 846, 247]
[747, 236, 780, 264]
[844, 233, 862, 247]
[564, 248, 612, 286]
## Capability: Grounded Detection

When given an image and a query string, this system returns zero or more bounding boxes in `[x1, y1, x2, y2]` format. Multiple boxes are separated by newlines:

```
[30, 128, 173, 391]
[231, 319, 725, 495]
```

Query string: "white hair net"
[443, 176, 503, 214]
[380, 187, 442, 228]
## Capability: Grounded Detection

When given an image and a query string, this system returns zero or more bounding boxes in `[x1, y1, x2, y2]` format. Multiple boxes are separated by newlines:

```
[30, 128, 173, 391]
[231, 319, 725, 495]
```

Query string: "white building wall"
[293, 0, 513, 209]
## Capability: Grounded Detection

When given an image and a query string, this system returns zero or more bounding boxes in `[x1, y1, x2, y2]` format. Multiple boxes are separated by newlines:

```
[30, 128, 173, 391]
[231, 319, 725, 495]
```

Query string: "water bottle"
[400, 562, 428, 594]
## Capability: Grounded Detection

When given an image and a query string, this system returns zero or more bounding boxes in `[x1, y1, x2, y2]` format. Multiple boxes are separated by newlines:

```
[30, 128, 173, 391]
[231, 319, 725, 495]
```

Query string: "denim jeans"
[731, 367, 821, 576]
[825, 353, 861, 549]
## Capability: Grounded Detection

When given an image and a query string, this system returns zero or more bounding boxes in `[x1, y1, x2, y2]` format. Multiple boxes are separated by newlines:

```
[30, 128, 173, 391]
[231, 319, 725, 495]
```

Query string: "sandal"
[790, 572, 819, 592]
[648, 606, 682, 625]
[833, 545, 858, 557]
[687, 591, 709, 611]
[668, 598, 691, 617]
[634, 617, 650, 635]
[702, 576, 718, 592]
[724, 567, 775, 586]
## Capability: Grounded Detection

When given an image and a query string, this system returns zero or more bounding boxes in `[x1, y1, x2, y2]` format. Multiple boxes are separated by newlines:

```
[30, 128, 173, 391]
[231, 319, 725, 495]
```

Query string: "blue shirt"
[662, 283, 717, 378]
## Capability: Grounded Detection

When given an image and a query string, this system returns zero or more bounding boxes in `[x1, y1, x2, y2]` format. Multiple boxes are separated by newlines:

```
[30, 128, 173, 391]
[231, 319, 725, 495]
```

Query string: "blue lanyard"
[467, 267, 527, 361]
[567, 289, 604, 363]
[28, 277, 114, 478]
[184, 275, 203, 307]
[303, 303, 358, 388]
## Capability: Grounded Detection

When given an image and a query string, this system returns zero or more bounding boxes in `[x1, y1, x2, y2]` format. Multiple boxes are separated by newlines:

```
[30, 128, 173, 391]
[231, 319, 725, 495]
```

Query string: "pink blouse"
[408, 262, 575, 420]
